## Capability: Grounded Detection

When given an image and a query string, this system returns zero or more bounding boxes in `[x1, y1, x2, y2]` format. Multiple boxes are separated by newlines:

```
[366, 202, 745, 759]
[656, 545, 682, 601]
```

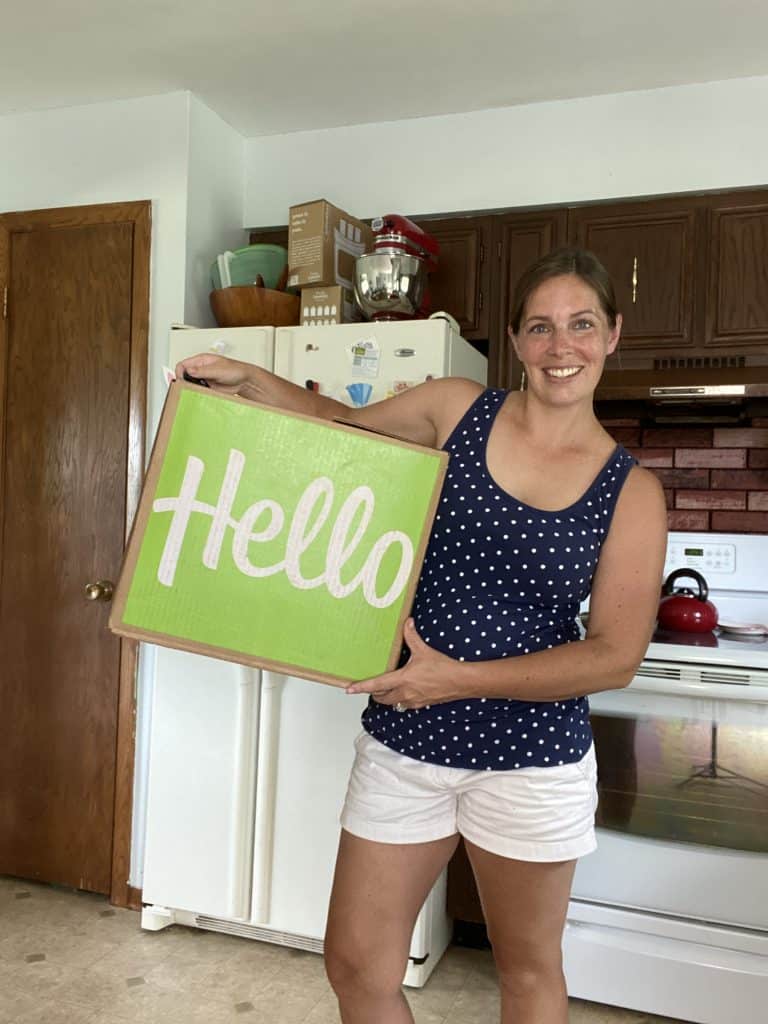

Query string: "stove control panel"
[664, 540, 736, 575]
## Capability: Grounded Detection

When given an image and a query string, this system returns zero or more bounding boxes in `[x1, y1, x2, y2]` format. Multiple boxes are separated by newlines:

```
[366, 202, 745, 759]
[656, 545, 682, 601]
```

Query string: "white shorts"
[340, 730, 598, 862]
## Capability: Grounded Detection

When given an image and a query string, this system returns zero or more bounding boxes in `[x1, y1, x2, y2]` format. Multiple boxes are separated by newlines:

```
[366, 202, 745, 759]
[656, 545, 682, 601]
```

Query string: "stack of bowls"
[209, 244, 300, 327]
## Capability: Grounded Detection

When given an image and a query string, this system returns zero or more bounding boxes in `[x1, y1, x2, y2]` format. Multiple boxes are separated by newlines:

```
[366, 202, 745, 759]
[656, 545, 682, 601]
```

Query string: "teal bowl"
[211, 244, 288, 290]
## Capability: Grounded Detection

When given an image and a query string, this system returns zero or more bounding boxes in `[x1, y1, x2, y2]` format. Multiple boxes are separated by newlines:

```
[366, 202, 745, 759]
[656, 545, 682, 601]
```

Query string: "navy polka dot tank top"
[362, 388, 637, 771]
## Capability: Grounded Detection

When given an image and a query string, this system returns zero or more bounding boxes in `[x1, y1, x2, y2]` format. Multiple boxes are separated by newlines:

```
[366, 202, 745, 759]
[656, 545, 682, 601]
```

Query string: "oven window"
[591, 713, 768, 853]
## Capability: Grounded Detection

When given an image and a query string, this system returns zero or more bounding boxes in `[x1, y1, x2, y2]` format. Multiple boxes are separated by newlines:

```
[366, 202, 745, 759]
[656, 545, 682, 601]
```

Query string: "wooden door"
[493, 209, 569, 389]
[568, 197, 704, 362]
[704, 191, 768, 357]
[0, 202, 149, 901]
[418, 215, 493, 345]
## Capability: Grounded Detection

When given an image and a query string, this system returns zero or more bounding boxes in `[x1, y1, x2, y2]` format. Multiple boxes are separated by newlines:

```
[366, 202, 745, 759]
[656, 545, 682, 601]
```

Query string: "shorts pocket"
[575, 744, 597, 783]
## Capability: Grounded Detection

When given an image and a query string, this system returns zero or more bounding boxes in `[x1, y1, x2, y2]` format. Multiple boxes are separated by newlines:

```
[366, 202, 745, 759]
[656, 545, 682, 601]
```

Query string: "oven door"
[572, 662, 768, 932]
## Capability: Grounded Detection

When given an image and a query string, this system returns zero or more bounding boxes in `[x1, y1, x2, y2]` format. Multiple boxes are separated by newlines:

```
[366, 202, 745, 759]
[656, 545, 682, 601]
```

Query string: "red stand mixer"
[353, 214, 440, 321]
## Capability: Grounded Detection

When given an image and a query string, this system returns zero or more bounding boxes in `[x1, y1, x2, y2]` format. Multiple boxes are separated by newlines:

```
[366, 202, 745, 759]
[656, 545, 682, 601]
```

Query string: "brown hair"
[508, 247, 619, 334]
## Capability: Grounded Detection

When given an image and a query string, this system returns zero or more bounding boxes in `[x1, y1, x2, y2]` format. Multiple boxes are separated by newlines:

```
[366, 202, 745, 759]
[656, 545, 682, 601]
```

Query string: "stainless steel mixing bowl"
[353, 251, 428, 320]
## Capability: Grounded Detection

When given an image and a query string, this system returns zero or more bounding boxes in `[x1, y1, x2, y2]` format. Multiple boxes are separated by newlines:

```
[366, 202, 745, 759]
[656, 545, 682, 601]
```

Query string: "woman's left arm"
[347, 467, 668, 707]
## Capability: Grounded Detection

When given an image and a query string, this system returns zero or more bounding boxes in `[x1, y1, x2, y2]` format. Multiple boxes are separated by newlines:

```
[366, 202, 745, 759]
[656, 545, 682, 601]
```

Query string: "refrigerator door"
[274, 320, 486, 408]
[248, 673, 452, 984]
[142, 649, 260, 920]
[250, 673, 368, 936]
[168, 325, 275, 372]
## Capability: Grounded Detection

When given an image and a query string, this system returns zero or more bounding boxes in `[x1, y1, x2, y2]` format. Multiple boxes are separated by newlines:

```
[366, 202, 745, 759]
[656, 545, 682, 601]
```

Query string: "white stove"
[646, 532, 768, 671]
[565, 532, 768, 1024]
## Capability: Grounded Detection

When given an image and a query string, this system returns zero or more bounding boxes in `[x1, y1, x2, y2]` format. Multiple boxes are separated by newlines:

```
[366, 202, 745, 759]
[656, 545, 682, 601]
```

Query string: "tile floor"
[0, 875, 692, 1024]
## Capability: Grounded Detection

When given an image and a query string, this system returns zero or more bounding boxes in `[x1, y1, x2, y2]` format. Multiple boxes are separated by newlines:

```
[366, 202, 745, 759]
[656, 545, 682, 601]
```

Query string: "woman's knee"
[492, 945, 565, 1000]
[324, 934, 407, 999]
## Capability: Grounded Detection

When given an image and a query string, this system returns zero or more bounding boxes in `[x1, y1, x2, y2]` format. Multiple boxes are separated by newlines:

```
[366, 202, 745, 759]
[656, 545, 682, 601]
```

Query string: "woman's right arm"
[174, 352, 482, 449]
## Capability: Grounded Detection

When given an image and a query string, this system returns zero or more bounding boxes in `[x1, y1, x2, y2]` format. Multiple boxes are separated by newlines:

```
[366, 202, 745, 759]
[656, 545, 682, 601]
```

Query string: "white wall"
[0, 91, 192, 434]
[185, 96, 248, 328]
[243, 75, 768, 226]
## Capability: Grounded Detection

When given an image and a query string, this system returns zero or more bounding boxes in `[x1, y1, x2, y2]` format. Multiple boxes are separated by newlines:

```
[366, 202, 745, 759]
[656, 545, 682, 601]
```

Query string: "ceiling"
[5, 1, 768, 137]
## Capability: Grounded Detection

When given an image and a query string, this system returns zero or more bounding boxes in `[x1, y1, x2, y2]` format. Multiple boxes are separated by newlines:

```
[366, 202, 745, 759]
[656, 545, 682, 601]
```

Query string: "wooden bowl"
[209, 286, 300, 328]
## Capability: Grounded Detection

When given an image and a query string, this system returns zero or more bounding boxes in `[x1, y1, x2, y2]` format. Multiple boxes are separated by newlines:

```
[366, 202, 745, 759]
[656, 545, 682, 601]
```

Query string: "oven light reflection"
[591, 714, 768, 853]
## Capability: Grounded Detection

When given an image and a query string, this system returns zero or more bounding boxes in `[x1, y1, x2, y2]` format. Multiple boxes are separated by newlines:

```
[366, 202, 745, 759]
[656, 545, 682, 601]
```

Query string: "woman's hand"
[174, 353, 256, 395]
[345, 618, 469, 710]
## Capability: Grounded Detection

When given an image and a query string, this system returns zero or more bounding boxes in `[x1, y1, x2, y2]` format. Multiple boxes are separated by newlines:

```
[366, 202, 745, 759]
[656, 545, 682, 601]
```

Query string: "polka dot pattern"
[362, 388, 637, 771]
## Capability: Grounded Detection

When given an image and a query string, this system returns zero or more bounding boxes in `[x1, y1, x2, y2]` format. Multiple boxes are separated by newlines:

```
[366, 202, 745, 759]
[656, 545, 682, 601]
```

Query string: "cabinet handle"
[632, 256, 638, 304]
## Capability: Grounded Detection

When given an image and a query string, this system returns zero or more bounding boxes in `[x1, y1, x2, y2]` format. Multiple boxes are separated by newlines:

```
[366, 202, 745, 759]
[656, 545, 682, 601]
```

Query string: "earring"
[519, 369, 526, 391]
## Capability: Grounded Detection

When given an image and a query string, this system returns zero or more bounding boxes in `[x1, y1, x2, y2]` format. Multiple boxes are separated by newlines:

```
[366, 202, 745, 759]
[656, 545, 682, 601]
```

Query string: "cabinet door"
[494, 210, 569, 389]
[705, 192, 768, 354]
[248, 226, 289, 248]
[568, 198, 703, 360]
[420, 215, 493, 342]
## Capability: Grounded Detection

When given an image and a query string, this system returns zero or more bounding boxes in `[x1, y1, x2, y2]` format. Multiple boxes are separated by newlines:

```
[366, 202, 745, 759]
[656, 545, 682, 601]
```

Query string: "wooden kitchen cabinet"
[417, 214, 494, 345]
[567, 196, 705, 363]
[245, 185, 768, 380]
[493, 209, 569, 389]
[704, 190, 768, 357]
[248, 226, 289, 248]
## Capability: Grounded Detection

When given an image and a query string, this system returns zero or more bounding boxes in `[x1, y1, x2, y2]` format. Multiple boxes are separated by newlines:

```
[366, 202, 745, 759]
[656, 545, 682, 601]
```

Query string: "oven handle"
[629, 676, 768, 703]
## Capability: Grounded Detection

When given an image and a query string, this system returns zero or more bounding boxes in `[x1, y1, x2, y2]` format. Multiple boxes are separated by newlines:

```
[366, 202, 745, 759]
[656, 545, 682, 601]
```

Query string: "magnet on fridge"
[350, 338, 380, 378]
[346, 382, 373, 407]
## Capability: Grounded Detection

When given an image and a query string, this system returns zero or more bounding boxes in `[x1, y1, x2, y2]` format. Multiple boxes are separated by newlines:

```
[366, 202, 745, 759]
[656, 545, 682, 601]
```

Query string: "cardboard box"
[109, 382, 448, 686]
[299, 285, 360, 326]
[288, 199, 373, 291]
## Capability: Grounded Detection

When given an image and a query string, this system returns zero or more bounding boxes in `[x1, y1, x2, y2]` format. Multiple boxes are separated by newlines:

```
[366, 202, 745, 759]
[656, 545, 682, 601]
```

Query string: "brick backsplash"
[600, 420, 768, 533]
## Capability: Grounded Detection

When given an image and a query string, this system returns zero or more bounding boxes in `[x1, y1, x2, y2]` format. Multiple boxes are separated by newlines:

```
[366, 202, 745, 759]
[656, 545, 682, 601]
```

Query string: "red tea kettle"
[657, 569, 719, 633]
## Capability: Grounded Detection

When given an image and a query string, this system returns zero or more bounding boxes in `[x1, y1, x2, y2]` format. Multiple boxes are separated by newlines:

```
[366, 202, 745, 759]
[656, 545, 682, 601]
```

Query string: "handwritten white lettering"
[152, 450, 414, 609]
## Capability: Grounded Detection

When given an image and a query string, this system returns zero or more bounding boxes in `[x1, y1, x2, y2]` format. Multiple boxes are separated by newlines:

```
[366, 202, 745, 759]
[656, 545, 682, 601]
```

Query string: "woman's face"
[509, 273, 621, 405]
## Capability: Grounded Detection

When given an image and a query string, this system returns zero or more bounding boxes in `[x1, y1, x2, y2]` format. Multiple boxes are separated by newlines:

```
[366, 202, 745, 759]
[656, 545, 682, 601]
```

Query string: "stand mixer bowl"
[354, 251, 428, 320]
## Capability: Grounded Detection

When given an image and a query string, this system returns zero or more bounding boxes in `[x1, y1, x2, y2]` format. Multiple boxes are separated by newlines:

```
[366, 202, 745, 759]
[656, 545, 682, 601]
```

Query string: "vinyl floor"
[0, 875, 693, 1023]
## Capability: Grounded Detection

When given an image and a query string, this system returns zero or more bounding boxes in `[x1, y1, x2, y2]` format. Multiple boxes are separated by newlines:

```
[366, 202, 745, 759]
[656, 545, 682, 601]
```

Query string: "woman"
[176, 247, 667, 1024]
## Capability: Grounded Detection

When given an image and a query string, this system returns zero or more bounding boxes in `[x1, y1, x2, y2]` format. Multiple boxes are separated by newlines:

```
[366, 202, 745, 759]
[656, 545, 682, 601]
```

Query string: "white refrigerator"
[140, 321, 487, 987]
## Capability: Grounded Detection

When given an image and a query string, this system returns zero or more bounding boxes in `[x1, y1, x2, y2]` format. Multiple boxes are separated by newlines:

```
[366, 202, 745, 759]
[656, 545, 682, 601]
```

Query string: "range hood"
[595, 365, 768, 403]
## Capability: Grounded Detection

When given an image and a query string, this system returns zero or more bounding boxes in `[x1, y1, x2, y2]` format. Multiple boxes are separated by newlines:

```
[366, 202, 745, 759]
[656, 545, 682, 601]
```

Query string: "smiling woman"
[508, 246, 622, 403]
[174, 245, 668, 1024]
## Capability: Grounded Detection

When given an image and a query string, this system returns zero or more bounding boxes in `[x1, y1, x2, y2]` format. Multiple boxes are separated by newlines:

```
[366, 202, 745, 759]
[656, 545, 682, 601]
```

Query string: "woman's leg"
[465, 840, 576, 1024]
[324, 829, 460, 1024]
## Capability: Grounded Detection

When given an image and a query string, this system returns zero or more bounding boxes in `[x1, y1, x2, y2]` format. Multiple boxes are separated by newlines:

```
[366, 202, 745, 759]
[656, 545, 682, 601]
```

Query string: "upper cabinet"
[493, 209, 569, 390]
[567, 197, 704, 358]
[246, 186, 768, 388]
[419, 215, 494, 344]
[249, 226, 289, 248]
[704, 191, 768, 352]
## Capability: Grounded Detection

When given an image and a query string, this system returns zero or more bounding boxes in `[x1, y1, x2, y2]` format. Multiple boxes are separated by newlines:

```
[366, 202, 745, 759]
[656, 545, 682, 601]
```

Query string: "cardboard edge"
[199, 379, 446, 458]
[108, 623, 353, 689]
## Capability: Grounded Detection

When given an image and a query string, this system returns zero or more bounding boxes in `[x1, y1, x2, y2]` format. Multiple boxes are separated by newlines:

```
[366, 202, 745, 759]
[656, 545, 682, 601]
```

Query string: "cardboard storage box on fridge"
[109, 382, 447, 686]
[300, 285, 359, 326]
[288, 199, 373, 291]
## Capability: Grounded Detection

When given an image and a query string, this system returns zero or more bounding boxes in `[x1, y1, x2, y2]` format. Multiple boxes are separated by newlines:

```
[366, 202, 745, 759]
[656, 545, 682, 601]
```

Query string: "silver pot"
[353, 251, 428, 320]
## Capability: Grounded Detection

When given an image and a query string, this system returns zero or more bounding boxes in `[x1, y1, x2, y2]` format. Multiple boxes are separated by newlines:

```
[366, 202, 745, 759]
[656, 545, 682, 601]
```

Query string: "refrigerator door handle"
[250, 672, 287, 922]
[228, 666, 261, 917]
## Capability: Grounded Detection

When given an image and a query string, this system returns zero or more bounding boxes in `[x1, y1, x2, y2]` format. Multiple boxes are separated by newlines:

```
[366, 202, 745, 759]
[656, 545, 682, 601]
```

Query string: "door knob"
[85, 580, 115, 602]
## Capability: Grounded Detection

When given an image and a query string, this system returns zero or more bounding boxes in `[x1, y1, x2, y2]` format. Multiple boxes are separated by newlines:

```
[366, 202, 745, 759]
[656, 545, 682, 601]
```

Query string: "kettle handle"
[661, 568, 709, 602]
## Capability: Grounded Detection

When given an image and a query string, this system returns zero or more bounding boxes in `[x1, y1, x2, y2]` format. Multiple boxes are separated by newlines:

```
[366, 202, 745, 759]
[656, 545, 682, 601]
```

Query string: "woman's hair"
[508, 247, 619, 333]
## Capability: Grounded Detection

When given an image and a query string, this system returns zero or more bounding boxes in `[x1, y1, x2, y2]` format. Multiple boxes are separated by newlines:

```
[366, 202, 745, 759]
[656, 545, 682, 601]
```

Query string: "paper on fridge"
[109, 381, 448, 686]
